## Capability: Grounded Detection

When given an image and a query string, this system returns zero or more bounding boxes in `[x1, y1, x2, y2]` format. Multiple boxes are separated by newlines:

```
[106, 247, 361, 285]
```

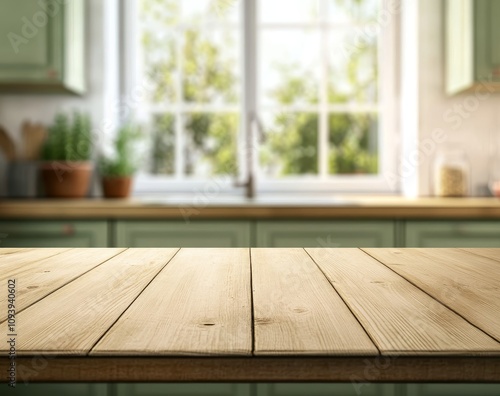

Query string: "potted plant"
[40, 112, 93, 198]
[99, 122, 142, 198]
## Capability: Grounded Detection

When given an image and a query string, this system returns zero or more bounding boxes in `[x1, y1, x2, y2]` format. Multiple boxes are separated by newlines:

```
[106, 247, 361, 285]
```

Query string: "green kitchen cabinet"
[0, 0, 85, 94]
[115, 384, 251, 396]
[255, 221, 395, 247]
[114, 221, 252, 247]
[7, 384, 109, 396]
[404, 221, 500, 247]
[407, 383, 500, 396]
[0, 221, 109, 247]
[446, 0, 500, 94]
[256, 383, 403, 396]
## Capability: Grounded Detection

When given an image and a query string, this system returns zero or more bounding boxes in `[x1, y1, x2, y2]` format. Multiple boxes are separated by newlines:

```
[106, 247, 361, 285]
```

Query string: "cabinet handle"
[62, 224, 74, 235]
[455, 225, 469, 235]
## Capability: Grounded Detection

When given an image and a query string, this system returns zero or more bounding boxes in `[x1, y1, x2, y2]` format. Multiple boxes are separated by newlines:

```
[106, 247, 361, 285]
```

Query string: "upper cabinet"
[446, 0, 500, 94]
[0, 0, 86, 94]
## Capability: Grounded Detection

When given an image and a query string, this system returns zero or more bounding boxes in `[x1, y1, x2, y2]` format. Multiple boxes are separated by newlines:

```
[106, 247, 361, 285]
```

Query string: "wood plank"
[0, 248, 124, 322]
[307, 248, 500, 355]
[251, 248, 377, 356]
[0, 248, 178, 355]
[2, 356, 499, 383]
[461, 248, 500, 263]
[92, 248, 252, 356]
[0, 248, 36, 255]
[0, 248, 70, 268]
[363, 248, 500, 343]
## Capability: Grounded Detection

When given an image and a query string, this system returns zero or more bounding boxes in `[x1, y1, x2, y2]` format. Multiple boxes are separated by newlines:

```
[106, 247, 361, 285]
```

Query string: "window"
[124, 0, 399, 193]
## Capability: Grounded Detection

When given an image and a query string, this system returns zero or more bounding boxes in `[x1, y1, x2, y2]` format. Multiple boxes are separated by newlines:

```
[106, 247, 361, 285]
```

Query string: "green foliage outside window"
[141, 0, 379, 177]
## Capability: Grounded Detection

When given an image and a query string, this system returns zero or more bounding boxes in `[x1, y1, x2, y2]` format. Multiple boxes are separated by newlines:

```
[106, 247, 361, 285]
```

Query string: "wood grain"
[307, 248, 500, 355]
[0, 248, 178, 355]
[2, 197, 500, 219]
[0, 248, 124, 322]
[251, 248, 377, 356]
[92, 248, 252, 356]
[0, 248, 69, 267]
[363, 248, 500, 343]
[461, 248, 500, 263]
[1, 247, 500, 383]
[3, 356, 499, 383]
[0, 248, 36, 255]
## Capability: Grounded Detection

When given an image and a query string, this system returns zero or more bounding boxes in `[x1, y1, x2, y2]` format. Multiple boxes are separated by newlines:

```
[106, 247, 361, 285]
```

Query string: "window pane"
[329, 0, 380, 23]
[259, 0, 320, 24]
[329, 29, 378, 103]
[183, 28, 240, 104]
[141, 1, 178, 102]
[150, 114, 176, 175]
[329, 113, 378, 174]
[184, 113, 239, 176]
[182, 0, 241, 24]
[260, 112, 319, 177]
[260, 30, 320, 107]
[141, 0, 180, 27]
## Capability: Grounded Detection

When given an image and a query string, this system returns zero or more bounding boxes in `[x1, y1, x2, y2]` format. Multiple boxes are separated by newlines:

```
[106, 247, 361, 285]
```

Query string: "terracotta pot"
[101, 176, 133, 198]
[39, 161, 93, 198]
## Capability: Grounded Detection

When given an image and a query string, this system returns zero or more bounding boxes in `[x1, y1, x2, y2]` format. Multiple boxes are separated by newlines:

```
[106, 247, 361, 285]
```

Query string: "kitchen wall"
[0, 0, 119, 195]
[1, 0, 499, 197]
[401, 0, 500, 196]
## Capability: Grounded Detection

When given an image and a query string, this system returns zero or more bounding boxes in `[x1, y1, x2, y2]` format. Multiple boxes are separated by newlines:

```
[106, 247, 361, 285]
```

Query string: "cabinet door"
[114, 221, 252, 247]
[0, 221, 108, 247]
[256, 383, 401, 396]
[8, 384, 109, 396]
[407, 383, 500, 396]
[404, 221, 500, 247]
[116, 384, 251, 396]
[445, 0, 474, 94]
[0, 0, 85, 93]
[446, 0, 500, 94]
[475, 0, 500, 83]
[256, 221, 395, 247]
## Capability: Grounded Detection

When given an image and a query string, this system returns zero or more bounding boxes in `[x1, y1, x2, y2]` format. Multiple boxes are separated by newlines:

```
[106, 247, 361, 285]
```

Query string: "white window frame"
[122, 0, 401, 195]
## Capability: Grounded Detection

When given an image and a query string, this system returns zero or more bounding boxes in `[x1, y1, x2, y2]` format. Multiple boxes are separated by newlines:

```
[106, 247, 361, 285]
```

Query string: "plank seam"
[0, 248, 128, 325]
[360, 248, 500, 346]
[0, 247, 72, 261]
[86, 248, 181, 356]
[303, 247, 382, 356]
[457, 247, 500, 264]
[249, 248, 255, 357]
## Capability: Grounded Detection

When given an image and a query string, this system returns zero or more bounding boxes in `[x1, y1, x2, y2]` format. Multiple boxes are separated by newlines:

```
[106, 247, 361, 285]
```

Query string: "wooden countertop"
[1, 247, 499, 382]
[1, 196, 500, 219]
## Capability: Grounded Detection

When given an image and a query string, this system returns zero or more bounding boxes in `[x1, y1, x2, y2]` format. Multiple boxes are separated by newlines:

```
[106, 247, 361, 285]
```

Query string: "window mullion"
[175, 30, 184, 179]
[319, 0, 329, 178]
[242, 0, 258, 180]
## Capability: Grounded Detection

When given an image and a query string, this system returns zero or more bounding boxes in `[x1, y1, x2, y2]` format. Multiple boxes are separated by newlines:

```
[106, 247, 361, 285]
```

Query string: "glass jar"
[433, 148, 470, 197]
[488, 152, 500, 197]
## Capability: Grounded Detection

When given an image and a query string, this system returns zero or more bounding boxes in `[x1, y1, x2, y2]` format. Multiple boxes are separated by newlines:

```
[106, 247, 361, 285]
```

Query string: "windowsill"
[135, 193, 370, 207]
[132, 172, 401, 196]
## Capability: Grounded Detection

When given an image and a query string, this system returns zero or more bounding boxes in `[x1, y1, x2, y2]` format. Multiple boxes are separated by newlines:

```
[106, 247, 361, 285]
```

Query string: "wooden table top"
[1, 248, 499, 383]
